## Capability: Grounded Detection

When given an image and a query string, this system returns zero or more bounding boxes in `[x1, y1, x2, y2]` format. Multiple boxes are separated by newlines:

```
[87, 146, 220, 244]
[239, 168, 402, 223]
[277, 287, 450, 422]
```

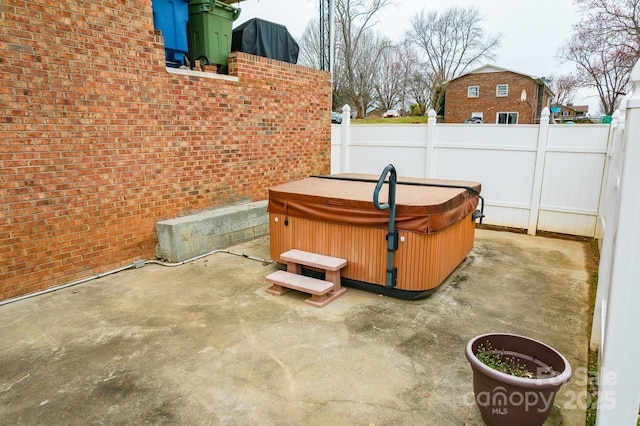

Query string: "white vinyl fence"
[589, 68, 640, 424]
[331, 107, 611, 237]
[333, 83, 640, 423]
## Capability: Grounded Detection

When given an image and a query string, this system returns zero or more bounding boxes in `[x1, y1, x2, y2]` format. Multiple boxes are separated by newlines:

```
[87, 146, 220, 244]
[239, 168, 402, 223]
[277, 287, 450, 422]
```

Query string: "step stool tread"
[280, 249, 347, 271]
[265, 270, 333, 295]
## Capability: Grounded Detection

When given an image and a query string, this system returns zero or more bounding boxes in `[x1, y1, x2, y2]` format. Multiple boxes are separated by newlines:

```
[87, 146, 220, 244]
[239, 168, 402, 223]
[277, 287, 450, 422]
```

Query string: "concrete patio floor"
[0, 229, 591, 425]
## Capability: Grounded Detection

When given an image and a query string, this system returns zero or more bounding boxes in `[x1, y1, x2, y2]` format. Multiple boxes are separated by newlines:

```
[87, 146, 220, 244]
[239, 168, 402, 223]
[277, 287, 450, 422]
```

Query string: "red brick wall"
[0, 0, 332, 301]
[444, 71, 547, 124]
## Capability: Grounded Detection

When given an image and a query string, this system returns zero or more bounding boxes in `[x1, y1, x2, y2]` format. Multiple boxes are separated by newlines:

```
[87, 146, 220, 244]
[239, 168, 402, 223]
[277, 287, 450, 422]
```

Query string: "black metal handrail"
[372, 164, 398, 288]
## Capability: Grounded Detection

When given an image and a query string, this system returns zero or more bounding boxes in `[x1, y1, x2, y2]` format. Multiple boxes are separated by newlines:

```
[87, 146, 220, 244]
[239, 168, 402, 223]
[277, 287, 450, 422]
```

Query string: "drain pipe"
[0, 249, 273, 307]
[0, 264, 135, 307]
[144, 249, 272, 267]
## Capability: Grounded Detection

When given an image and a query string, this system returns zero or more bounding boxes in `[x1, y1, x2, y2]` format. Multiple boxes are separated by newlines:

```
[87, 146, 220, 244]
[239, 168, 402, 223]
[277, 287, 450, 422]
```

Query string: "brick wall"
[0, 0, 332, 301]
[445, 71, 547, 124]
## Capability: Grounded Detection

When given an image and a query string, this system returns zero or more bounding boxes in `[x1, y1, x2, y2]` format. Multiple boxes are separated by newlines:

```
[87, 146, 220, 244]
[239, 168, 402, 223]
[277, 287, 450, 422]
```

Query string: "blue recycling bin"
[152, 0, 190, 67]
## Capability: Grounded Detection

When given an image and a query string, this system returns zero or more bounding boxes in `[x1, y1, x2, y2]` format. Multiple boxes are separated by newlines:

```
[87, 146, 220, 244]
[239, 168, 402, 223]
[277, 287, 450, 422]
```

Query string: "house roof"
[451, 64, 543, 81]
[447, 64, 554, 97]
[572, 105, 589, 113]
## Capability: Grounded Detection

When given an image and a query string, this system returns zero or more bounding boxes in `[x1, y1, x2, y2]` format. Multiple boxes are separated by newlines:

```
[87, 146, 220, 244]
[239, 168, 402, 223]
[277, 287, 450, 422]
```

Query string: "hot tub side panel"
[394, 211, 476, 291]
[268, 212, 476, 293]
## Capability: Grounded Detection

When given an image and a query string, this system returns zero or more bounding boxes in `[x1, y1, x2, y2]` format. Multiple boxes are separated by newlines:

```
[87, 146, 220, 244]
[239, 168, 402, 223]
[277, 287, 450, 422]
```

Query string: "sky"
[231, 0, 598, 111]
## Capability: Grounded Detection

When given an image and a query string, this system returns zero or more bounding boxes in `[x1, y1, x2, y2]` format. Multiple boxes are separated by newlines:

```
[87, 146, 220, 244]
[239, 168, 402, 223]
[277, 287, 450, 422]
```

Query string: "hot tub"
[267, 169, 482, 299]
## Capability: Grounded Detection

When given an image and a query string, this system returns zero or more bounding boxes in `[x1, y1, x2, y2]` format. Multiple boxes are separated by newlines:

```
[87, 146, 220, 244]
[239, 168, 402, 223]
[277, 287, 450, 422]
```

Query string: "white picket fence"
[331, 107, 611, 237]
[333, 78, 640, 422]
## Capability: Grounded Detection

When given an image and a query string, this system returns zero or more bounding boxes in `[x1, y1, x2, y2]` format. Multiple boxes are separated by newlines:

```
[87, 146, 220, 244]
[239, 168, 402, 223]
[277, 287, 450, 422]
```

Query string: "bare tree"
[560, 0, 639, 114]
[373, 45, 406, 112]
[407, 6, 501, 111]
[392, 41, 422, 114]
[405, 70, 430, 116]
[560, 27, 635, 114]
[299, 16, 347, 111]
[298, 18, 323, 69]
[548, 74, 581, 106]
[335, 0, 393, 118]
[574, 0, 640, 52]
[330, 29, 388, 113]
[349, 31, 393, 115]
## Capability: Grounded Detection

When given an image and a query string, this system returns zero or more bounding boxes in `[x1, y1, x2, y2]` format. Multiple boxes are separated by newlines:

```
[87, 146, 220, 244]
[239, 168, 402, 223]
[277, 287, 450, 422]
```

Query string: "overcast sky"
[234, 0, 597, 111]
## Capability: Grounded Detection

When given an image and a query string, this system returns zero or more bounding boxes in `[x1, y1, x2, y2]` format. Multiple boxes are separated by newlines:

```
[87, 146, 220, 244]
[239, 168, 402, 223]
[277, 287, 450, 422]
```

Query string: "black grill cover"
[231, 18, 299, 64]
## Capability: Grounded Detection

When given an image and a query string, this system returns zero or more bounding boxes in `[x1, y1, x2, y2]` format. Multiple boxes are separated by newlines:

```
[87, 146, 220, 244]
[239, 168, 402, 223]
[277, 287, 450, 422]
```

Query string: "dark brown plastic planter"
[465, 333, 572, 426]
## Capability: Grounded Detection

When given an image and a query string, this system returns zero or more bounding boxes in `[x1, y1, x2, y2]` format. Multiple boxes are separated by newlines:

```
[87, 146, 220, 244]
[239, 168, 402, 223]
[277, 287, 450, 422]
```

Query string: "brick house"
[0, 1, 331, 301]
[444, 65, 553, 124]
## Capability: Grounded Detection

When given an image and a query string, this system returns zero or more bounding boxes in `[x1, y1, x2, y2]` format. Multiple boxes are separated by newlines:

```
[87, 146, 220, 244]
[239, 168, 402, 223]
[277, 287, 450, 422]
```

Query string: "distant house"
[572, 104, 589, 117]
[554, 103, 590, 122]
[444, 65, 553, 124]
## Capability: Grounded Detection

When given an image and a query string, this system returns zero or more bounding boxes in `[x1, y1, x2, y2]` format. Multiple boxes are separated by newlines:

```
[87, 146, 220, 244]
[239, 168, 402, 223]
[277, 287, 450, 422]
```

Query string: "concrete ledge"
[155, 201, 268, 262]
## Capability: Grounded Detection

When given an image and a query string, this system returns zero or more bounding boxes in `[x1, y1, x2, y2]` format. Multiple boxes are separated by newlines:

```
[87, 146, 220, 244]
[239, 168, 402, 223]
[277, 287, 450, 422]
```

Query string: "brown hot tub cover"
[267, 174, 481, 234]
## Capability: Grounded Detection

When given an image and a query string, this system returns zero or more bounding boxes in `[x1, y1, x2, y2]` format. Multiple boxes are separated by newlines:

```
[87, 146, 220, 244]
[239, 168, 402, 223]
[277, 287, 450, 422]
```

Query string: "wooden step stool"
[265, 249, 347, 307]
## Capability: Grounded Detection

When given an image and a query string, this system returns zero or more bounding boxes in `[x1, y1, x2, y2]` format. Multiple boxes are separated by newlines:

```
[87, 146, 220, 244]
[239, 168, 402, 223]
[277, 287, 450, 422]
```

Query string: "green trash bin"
[187, 0, 241, 72]
[600, 115, 612, 124]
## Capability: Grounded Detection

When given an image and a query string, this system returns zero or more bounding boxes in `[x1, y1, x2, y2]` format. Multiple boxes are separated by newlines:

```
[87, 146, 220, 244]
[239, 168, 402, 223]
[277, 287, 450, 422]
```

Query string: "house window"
[467, 86, 479, 98]
[562, 110, 569, 116]
[497, 112, 518, 124]
[496, 84, 508, 97]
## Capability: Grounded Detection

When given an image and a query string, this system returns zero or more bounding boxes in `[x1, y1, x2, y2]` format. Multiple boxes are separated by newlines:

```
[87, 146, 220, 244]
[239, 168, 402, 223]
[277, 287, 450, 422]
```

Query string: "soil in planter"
[476, 341, 560, 379]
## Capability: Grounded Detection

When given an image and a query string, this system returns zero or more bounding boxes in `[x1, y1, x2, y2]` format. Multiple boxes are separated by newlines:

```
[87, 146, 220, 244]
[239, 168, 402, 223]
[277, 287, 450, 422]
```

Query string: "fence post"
[590, 108, 624, 352]
[425, 109, 437, 178]
[340, 104, 351, 173]
[594, 110, 621, 241]
[526, 107, 550, 235]
[596, 61, 640, 425]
